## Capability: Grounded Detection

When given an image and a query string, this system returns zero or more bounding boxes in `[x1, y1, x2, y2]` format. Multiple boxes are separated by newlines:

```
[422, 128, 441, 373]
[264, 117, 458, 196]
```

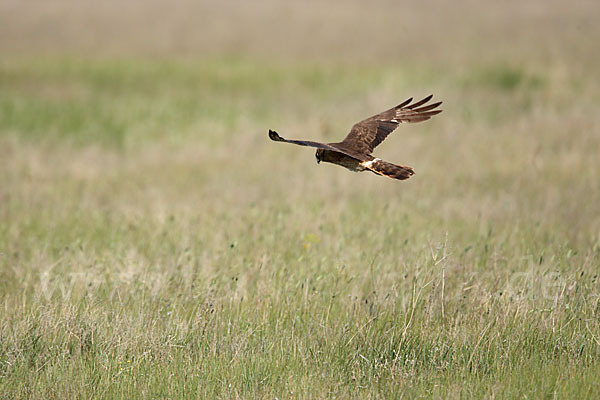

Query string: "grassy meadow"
[1, 1, 600, 398]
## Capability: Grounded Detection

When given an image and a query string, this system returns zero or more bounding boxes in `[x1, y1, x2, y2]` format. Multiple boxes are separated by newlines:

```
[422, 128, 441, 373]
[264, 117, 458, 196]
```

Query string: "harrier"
[268, 95, 442, 180]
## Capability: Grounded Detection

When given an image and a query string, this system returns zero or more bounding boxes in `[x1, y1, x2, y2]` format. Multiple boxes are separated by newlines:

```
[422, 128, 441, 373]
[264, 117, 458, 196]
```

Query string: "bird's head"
[315, 149, 323, 164]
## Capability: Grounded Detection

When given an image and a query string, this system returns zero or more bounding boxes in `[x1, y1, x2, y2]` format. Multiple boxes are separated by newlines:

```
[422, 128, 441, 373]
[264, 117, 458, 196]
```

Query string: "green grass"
[1, 52, 600, 398]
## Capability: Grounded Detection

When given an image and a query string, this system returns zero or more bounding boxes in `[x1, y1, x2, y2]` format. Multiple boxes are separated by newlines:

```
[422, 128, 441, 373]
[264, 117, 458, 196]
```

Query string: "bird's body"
[269, 95, 442, 181]
[317, 148, 367, 172]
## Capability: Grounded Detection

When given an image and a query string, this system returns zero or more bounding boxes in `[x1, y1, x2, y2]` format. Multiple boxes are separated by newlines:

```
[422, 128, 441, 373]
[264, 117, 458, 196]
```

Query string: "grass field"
[1, 1, 600, 398]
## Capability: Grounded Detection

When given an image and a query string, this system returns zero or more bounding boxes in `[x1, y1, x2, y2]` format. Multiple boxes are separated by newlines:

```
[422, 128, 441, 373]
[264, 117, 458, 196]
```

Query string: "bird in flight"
[269, 95, 442, 180]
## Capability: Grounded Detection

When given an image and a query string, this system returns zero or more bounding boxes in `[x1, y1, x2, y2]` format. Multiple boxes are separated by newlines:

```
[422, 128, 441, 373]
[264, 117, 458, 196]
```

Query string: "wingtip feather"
[407, 94, 434, 109]
[397, 97, 413, 109]
[268, 129, 284, 141]
[412, 101, 443, 113]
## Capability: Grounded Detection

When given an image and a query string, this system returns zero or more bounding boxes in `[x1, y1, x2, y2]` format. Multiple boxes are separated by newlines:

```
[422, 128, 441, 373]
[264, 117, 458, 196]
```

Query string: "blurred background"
[1, 0, 598, 240]
[1, 0, 596, 64]
[1, 1, 600, 396]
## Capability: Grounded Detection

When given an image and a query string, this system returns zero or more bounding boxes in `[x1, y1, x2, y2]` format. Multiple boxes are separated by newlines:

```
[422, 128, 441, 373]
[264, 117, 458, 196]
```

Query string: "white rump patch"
[361, 158, 381, 169]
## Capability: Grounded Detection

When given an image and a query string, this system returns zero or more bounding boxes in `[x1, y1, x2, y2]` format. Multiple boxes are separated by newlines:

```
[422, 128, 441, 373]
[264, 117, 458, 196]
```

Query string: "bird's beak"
[317, 159, 320, 164]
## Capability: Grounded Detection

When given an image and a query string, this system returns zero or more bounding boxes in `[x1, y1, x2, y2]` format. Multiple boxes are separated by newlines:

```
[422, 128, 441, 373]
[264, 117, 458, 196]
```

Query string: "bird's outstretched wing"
[339, 95, 442, 154]
[268, 130, 366, 160]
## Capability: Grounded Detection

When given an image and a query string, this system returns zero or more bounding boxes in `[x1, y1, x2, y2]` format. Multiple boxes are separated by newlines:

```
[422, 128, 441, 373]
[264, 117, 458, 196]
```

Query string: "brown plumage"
[268, 95, 442, 181]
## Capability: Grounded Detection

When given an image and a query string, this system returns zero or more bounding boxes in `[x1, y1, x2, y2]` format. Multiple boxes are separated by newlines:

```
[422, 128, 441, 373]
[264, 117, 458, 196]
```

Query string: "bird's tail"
[365, 159, 415, 180]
